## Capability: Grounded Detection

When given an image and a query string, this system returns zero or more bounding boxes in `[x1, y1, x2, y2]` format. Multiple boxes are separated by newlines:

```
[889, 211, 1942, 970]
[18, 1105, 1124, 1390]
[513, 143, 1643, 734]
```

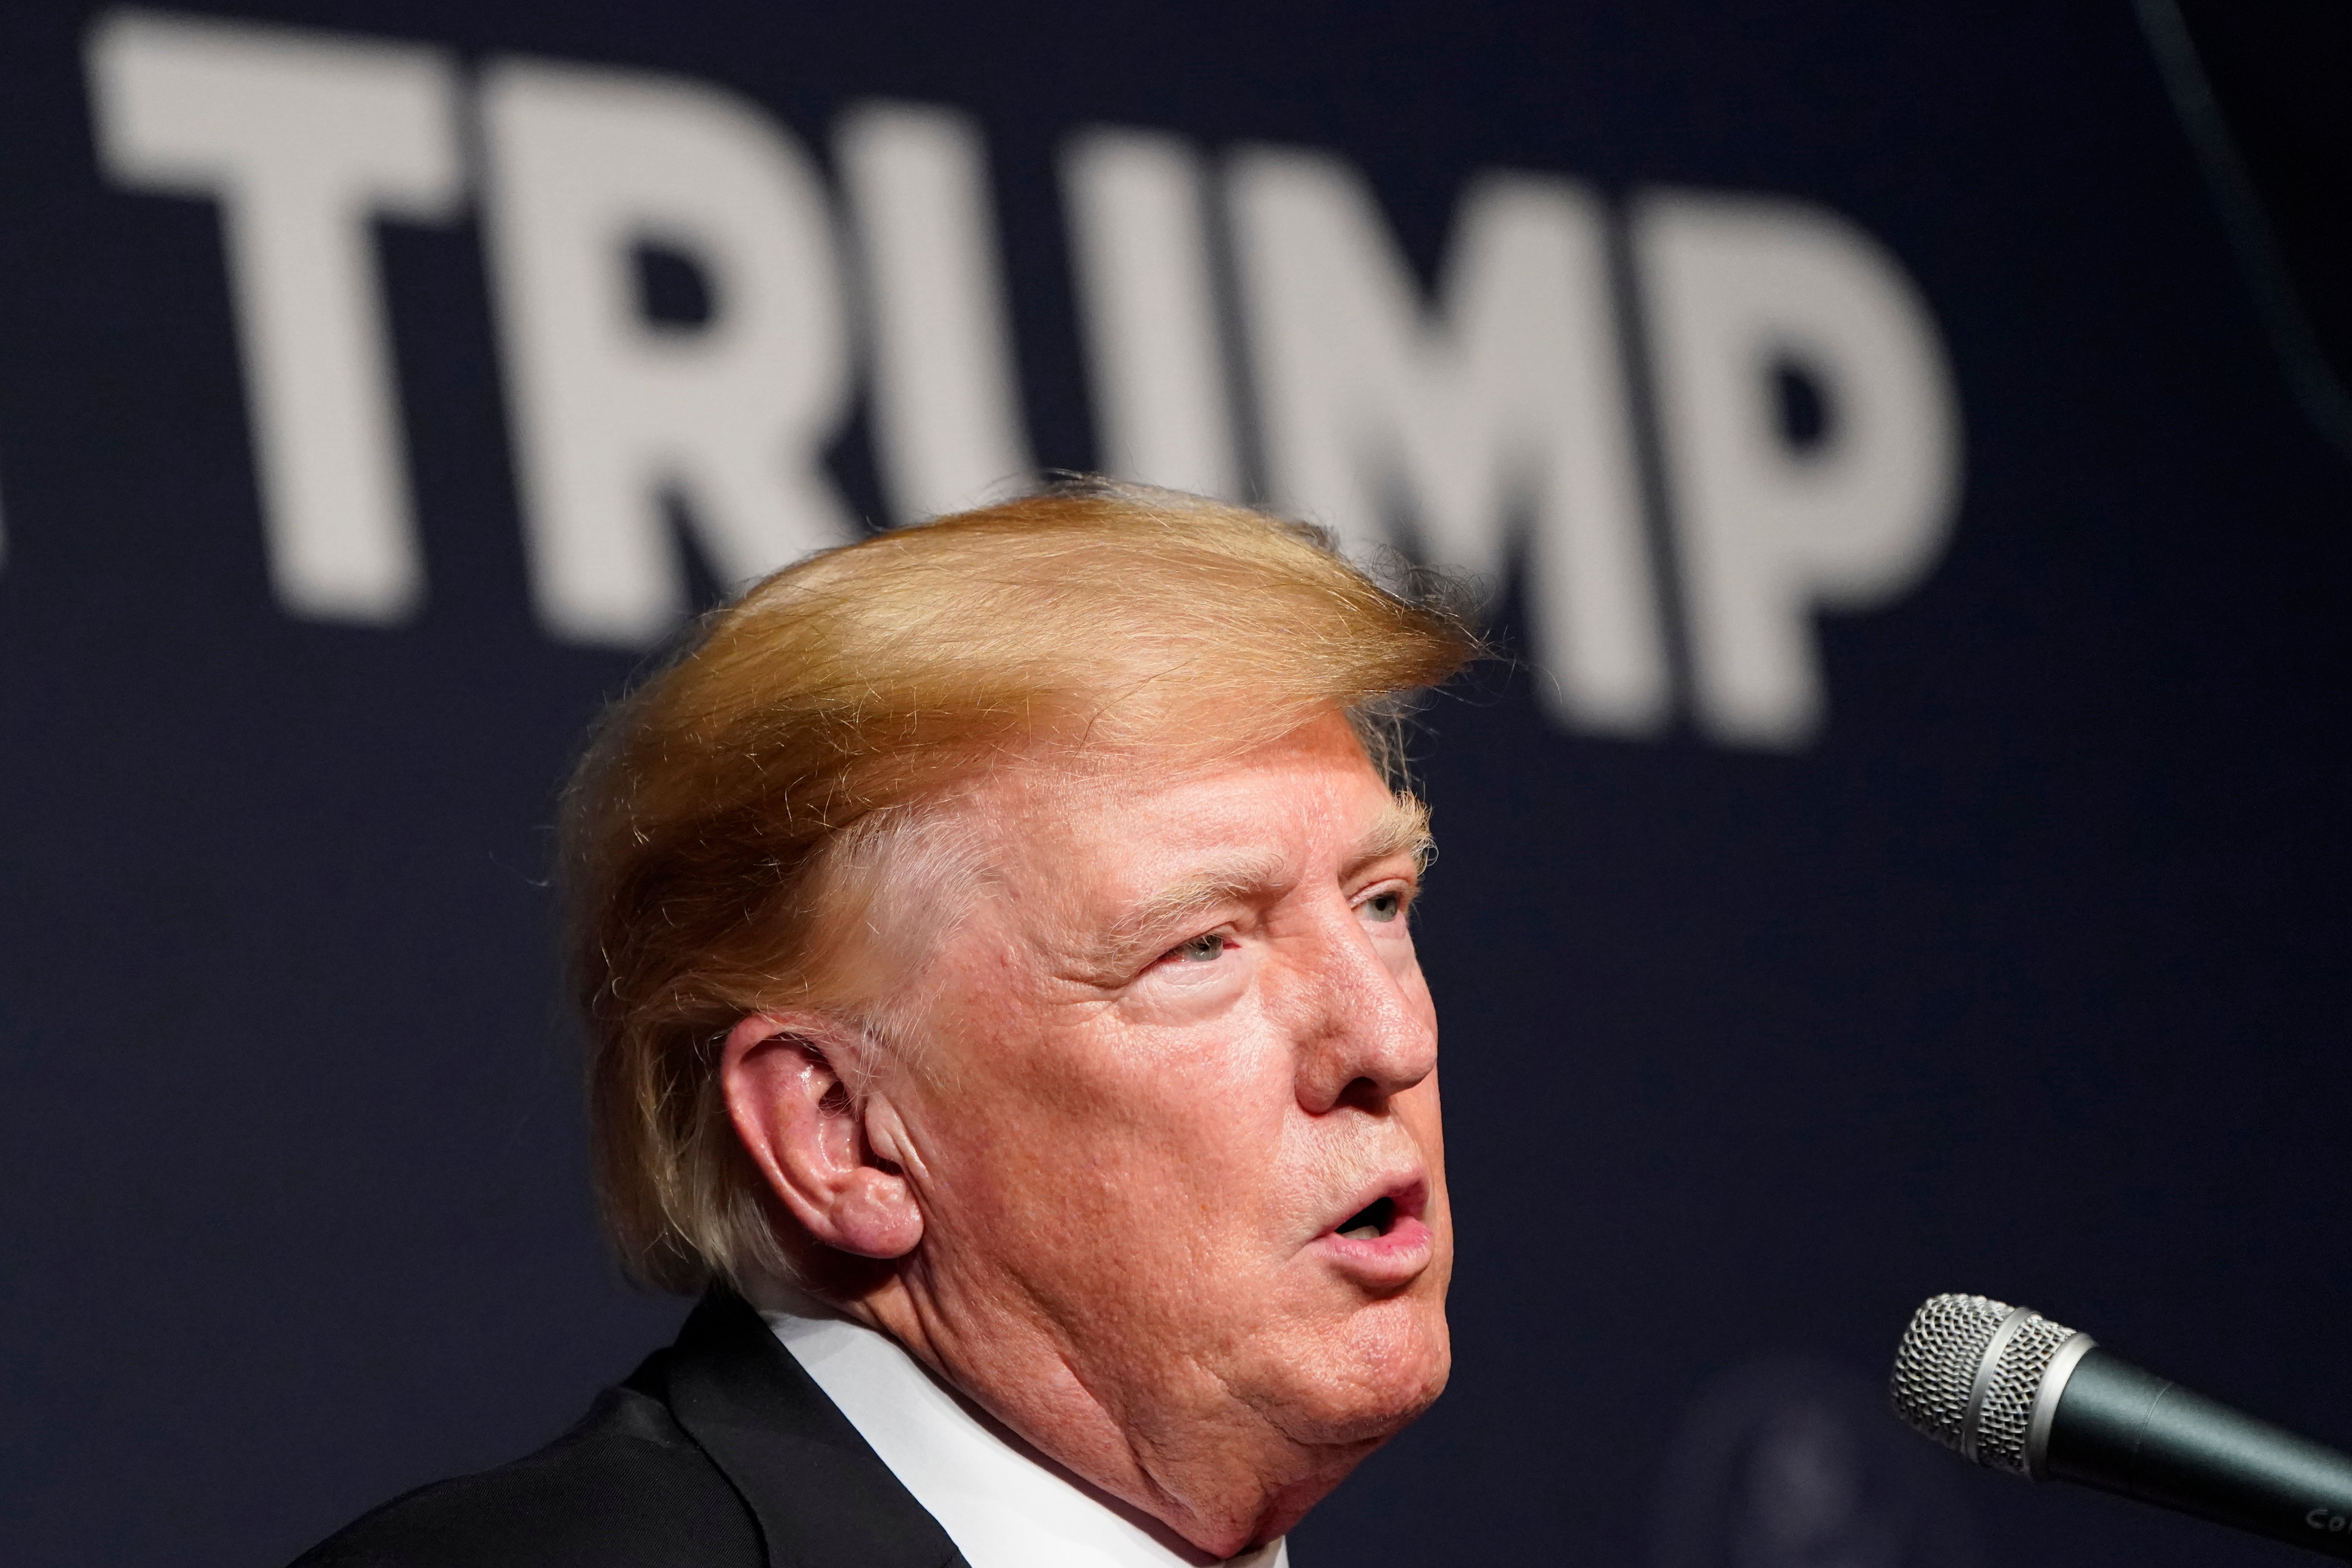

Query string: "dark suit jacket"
[291, 1292, 973, 1568]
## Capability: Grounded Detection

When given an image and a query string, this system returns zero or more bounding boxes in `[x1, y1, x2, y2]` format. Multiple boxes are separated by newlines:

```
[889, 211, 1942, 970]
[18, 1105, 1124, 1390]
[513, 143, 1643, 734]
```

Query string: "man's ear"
[721, 1013, 923, 1260]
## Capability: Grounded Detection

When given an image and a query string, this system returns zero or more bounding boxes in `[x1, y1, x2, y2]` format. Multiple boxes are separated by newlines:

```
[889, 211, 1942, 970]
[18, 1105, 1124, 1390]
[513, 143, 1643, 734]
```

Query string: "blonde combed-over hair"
[560, 480, 1479, 1293]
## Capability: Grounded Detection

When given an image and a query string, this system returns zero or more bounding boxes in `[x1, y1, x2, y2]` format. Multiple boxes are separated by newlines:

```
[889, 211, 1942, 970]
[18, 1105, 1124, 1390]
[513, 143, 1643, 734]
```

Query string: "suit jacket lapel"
[664, 1291, 969, 1568]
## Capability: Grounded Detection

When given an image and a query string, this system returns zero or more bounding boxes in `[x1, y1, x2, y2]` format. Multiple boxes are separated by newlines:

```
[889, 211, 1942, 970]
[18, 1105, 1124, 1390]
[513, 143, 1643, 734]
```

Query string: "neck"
[761, 1262, 1359, 1558]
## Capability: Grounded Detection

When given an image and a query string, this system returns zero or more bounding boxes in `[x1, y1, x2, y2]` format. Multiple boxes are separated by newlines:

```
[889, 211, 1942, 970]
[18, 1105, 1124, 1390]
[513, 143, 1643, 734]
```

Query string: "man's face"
[872, 711, 1451, 1501]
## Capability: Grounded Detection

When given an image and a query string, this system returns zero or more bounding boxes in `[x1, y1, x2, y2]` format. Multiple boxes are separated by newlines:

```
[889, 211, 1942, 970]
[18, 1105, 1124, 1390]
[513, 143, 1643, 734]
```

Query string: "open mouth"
[1336, 1195, 1399, 1241]
[1315, 1180, 1432, 1278]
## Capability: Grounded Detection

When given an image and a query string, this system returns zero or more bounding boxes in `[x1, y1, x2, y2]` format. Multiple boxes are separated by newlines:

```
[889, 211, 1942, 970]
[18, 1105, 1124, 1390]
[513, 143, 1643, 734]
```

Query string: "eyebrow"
[1102, 793, 1437, 960]
[1358, 792, 1436, 873]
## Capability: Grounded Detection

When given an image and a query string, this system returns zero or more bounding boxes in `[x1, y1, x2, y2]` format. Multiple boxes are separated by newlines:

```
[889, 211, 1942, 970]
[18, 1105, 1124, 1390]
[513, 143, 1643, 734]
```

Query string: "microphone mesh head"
[1975, 1311, 2076, 1474]
[1890, 1293, 2011, 1452]
[1889, 1292, 2081, 1478]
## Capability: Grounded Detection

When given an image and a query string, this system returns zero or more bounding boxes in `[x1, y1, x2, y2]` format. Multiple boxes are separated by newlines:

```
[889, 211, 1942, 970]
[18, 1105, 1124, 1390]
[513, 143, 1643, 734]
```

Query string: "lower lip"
[1312, 1213, 1436, 1285]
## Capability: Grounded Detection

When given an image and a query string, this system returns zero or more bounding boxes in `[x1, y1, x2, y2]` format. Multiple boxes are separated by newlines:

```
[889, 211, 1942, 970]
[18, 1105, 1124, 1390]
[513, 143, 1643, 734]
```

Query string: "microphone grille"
[1891, 1293, 2012, 1450]
[1890, 1292, 2081, 1477]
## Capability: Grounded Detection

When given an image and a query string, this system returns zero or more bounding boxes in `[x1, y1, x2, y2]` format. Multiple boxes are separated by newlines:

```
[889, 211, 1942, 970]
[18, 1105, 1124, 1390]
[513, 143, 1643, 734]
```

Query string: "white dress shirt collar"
[759, 1293, 1287, 1568]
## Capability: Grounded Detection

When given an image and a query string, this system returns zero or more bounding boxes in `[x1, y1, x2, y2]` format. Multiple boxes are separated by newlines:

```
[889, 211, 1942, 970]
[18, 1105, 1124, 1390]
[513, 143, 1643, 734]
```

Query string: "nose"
[1284, 902, 1437, 1115]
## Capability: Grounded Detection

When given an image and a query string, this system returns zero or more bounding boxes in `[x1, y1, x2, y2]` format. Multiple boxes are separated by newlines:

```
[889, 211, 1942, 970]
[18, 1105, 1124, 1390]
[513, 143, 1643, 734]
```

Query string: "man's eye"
[1362, 891, 1404, 923]
[1167, 933, 1226, 964]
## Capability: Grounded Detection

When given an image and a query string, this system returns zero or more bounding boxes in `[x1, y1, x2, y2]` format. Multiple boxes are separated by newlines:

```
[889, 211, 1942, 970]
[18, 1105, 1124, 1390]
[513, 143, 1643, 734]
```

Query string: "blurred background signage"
[84, 8, 1961, 749]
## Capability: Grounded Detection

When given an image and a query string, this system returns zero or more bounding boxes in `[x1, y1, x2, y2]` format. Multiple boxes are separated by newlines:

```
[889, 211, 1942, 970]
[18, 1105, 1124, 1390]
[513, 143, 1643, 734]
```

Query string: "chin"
[1271, 1294, 1453, 1446]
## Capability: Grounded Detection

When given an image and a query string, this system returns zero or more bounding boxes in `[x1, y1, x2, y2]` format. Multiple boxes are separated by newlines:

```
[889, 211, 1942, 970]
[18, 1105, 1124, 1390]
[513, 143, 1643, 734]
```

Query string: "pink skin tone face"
[723, 713, 1452, 1557]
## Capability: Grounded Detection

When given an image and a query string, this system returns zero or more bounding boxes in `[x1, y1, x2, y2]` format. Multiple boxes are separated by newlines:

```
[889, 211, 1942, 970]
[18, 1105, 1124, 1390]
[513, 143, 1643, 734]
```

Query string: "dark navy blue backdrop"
[3, 4, 2348, 1567]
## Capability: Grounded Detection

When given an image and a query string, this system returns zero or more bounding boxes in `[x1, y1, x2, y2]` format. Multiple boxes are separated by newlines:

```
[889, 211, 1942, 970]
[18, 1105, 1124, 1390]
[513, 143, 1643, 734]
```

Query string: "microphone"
[1889, 1293, 2352, 1558]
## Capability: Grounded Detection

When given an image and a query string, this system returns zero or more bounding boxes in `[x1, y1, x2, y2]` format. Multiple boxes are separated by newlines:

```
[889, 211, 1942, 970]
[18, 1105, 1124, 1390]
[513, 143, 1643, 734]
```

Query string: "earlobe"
[720, 1013, 924, 1260]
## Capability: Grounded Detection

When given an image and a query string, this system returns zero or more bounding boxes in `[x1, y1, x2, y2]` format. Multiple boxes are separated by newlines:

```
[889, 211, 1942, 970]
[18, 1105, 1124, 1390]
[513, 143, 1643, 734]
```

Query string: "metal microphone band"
[1963, 1306, 2035, 1464]
[2024, 1331, 2098, 1481]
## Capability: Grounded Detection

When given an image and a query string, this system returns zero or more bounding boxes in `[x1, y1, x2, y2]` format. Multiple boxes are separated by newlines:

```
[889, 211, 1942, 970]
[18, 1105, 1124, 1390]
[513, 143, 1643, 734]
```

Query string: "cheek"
[1396, 1069, 1443, 1150]
[1083, 1030, 1299, 1226]
[1370, 923, 1421, 985]
[920, 1017, 1297, 1262]
[1397, 1073, 1449, 1233]
[1394, 955, 1438, 1031]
